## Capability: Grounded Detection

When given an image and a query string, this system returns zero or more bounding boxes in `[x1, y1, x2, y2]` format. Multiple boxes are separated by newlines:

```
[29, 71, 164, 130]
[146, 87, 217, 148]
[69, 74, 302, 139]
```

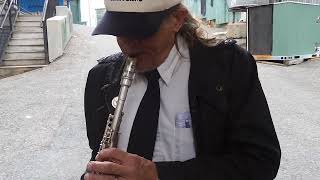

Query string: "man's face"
[117, 9, 186, 72]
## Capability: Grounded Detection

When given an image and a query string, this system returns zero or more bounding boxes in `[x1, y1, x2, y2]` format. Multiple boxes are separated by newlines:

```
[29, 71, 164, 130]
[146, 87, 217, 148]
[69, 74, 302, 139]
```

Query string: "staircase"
[0, 14, 47, 78]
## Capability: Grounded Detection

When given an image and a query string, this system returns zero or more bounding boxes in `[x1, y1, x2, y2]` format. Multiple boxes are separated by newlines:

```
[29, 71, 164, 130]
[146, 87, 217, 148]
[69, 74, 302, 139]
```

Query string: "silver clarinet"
[99, 57, 136, 151]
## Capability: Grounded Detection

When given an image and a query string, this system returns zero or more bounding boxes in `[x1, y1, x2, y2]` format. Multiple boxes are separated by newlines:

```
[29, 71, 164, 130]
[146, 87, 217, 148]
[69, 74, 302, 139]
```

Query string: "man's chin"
[129, 54, 159, 72]
[135, 67, 154, 73]
[125, 52, 144, 59]
[135, 63, 157, 73]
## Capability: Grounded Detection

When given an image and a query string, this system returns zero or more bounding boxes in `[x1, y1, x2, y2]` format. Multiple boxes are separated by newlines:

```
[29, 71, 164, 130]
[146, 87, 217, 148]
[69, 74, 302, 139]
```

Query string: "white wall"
[47, 6, 73, 62]
[80, 0, 105, 27]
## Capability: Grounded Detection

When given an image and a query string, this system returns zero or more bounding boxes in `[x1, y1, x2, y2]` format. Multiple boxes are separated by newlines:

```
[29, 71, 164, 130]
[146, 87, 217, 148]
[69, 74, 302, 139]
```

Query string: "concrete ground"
[258, 58, 320, 180]
[0, 25, 121, 180]
[0, 25, 319, 180]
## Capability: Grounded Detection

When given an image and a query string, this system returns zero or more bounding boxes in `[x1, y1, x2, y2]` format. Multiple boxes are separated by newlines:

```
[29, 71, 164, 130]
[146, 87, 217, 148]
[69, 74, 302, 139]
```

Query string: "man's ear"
[172, 8, 188, 32]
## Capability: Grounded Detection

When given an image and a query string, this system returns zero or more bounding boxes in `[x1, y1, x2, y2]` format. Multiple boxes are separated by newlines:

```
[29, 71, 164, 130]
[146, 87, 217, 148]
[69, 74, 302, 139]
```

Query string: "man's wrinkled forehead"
[104, 0, 182, 12]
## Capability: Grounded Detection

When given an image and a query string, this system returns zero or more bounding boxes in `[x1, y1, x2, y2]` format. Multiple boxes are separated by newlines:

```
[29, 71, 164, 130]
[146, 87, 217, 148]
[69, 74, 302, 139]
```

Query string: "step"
[14, 26, 43, 33]
[4, 52, 45, 60]
[19, 14, 42, 17]
[17, 16, 42, 22]
[9, 39, 44, 46]
[6, 45, 44, 53]
[2, 59, 46, 66]
[12, 32, 43, 39]
[11, 37, 44, 41]
[15, 21, 41, 27]
[0, 65, 47, 79]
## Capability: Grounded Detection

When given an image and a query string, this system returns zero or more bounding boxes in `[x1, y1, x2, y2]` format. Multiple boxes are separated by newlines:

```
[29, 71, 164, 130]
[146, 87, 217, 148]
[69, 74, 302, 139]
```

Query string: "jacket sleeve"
[81, 64, 110, 180]
[155, 45, 281, 180]
[84, 63, 111, 159]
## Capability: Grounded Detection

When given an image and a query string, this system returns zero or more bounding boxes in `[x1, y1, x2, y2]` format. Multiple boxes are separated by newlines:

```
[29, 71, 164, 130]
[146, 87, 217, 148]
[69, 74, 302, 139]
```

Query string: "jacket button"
[216, 84, 224, 92]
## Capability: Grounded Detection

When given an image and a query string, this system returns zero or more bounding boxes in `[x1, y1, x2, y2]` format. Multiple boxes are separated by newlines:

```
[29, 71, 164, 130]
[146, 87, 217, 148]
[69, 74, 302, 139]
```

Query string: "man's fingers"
[96, 148, 128, 163]
[84, 172, 118, 180]
[88, 161, 128, 177]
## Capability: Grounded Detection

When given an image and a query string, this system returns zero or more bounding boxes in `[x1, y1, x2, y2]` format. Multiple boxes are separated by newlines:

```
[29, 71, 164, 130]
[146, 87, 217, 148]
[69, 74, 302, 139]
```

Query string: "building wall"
[183, 0, 241, 24]
[77, 0, 244, 26]
[70, 0, 82, 24]
[19, 0, 64, 13]
[96, 8, 106, 24]
[230, 0, 270, 8]
[230, 0, 320, 7]
[272, 2, 320, 56]
[79, 0, 104, 27]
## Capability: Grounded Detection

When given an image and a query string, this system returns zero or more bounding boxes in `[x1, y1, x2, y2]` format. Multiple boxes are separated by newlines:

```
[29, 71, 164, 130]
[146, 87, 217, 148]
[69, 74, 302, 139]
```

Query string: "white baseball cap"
[92, 0, 182, 38]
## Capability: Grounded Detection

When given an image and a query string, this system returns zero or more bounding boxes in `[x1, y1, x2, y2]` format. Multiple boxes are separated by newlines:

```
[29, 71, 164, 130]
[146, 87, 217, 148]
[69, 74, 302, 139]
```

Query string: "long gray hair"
[172, 4, 220, 48]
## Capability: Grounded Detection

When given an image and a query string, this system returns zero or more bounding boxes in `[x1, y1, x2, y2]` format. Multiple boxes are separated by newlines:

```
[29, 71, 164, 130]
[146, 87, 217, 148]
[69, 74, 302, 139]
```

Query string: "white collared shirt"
[117, 37, 196, 162]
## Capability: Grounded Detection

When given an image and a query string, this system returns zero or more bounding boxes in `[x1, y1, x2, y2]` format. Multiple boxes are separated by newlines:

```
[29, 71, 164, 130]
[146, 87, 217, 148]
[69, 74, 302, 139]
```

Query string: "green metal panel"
[272, 2, 320, 56]
[184, 0, 204, 18]
[71, 0, 81, 24]
[213, 0, 227, 24]
[183, 0, 241, 24]
[205, 0, 216, 20]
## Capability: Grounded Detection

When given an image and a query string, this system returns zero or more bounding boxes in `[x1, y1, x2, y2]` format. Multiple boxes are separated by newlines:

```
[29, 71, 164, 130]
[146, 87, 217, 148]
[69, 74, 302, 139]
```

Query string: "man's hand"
[84, 148, 159, 180]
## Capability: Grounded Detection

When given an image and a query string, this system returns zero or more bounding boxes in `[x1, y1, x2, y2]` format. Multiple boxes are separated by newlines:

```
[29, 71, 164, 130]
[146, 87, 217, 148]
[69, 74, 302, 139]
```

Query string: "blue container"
[19, 0, 64, 13]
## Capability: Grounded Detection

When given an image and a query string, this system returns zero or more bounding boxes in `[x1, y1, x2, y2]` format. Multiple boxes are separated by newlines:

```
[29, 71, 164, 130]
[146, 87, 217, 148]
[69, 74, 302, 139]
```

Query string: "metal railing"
[42, 0, 58, 64]
[0, 0, 19, 64]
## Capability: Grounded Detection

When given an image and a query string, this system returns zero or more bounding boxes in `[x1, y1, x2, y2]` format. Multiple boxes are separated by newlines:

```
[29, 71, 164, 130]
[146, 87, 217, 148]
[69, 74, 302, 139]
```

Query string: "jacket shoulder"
[87, 52, 125, 84]
[190, 38, 255, 75]
[89, 53, 124, 75]
[215, 39, 249, 56]
[97, 52, 125, 65]
[217, 39, 237, 47]
[212, 39, 255, 66]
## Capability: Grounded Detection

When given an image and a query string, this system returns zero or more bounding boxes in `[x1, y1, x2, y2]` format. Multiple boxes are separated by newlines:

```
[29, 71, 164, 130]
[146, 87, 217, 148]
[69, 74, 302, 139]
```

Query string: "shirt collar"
[157, 36, 190, 85]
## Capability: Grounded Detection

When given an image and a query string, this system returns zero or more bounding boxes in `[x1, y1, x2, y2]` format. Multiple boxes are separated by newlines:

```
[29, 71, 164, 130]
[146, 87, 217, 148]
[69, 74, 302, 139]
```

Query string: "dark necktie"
[127, 69, 160, 160]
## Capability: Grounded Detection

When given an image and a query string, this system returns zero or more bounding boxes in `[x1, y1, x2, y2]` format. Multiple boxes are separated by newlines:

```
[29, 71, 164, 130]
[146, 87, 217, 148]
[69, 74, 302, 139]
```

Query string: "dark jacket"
[83, 40, 281, 180]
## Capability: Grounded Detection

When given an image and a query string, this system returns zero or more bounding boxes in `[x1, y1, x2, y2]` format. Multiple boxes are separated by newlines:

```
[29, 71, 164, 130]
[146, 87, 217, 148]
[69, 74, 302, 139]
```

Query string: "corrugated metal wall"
[230, 0, 320, 8]
[71, 0, 81, 24]
[183, 0, 241, 24]
[271, 0, 320, 5]
[230, 0, 269, 8]
[272, 2, 320, 56]
[248, 5, 273, 55]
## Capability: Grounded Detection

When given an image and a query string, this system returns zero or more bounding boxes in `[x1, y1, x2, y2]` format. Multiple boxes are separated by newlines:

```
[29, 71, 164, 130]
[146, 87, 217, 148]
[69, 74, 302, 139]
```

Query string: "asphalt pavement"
[0, 25, 121, 180]
[258, 59, 320, 180]
[0, 25, 319, 180]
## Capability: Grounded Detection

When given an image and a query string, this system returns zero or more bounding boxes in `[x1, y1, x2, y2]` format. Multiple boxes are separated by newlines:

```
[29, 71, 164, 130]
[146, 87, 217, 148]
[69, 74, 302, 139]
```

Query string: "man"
[82, 0, 281, 180]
